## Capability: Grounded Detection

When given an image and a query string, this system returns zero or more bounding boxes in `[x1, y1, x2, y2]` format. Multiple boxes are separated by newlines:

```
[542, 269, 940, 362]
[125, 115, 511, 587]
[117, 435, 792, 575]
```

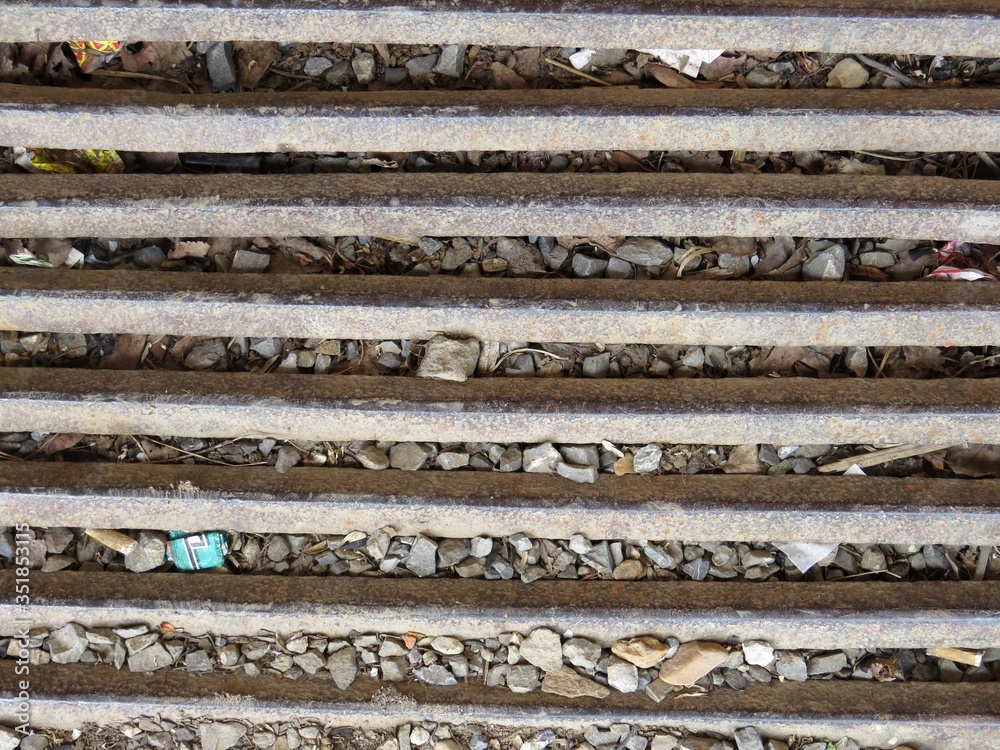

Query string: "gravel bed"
[3, 39, 999, 93]
[5, 622, 997, 698]
[4, 234, 992, 284]
[1, 720, 917, 750]
[5, 519, 997, 582]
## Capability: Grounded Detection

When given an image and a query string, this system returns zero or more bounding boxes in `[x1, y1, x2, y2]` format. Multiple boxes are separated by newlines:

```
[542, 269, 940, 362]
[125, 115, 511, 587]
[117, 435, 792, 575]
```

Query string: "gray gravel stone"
[746, 67, 783, 87]
[390, 442, 435, 470]
[615, 238, 673, 267]
[860, 547, 887, 571]
[632, 444, 663, 473]
[125, 532, 166, 573]
[231, 248, 270, 273]
[127, 642, 174, 672]
[807, 651, 847, 675]
[560, 444, 599, 466]
[470, 537, 493, 557]
[718, 253, 752, 276]
[523, 443, 561, 473]
[293, 650, 327, 674]
[303, 56, 333, 77]
[608, 656, 639, 693]
[201, 722, 247, 750]
[133, 245, 166, 269]
[583, 352, 611, 378]
[496, 445, 522, 471]
[571, 253, 608, 278]
[327, 647, 358, 689]
[418, 336, 480, 382]
[184, 338, 227, 370]
[352, 52, 376, 84]
[606, 257, 634, 278]
[206, 42, 238, 91]
[354, 444, 390, 470]
[186, 649, 213, 674]
[406, 54, 439, 78]
[414, 664, 458, 686]
[406, 536, 438, 577]
[556, 462, 599, 484]
[325, 60, 353, 86]
[775, 652, 808, 681]
[434, 44, 467, 77]
[250, 337, 282, 359]
[733, 727, 764, 750]
[436, 451, 470, 470]
[274, 445, 301, 474]
[18, 736, 47, 750]
[495, 238, 544, 276]
[507, 664, 540, 693]
[742, 641, 775, 667]
[0, 728, 18, 750]
[682, 557, 710, 581]
[48, 623, 88, 664]
[385, 67, 409, 85]
[802, 245, 847, 281]
[520, 627, 563, 672]
[859, 250, 895, 268]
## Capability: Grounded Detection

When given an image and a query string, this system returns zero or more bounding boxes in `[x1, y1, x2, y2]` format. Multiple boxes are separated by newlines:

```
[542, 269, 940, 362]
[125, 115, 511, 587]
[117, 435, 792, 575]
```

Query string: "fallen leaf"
[234, 41, 279, 89]
[160, 622, 176, 634]
[708, 237, 757, 257]
[101, 334, 148, 370]
[944, 444, 1000, 477]
[750, 346, 809, 376]
[42, 432, 84, 454]
[646, 64, 696, 88]
[700, 54, 746, 81]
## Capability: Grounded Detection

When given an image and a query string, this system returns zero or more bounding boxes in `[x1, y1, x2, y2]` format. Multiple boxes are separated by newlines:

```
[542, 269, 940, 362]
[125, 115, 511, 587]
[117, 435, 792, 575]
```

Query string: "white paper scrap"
[638, 48, 725, 77]
[774, 542, 840, 574]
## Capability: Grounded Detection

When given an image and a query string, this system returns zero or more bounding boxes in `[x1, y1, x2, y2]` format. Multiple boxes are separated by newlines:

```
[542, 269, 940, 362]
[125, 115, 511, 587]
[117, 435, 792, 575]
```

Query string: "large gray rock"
[774, 651, 808, 681]
[802, 245, 847, 281]
[522, 443, 561, 473]
[556, 462, 598, 484]
[230, 248, 270, 273]
[48, 623, 88, 664]
[733, 727, 765, 750]
[124, 532, 166, 573]
[563, 637, 601, 670]
[0, 728, 18, 750]
[571, 253, 608, 278]
[406, 54, 439, 78]
[520, 627, 563, 672]
[206, 43, 238, 92]
[495, 238, 544, 276]
[632, 444, 663, 474]
[327, 647, 358, 689]
[184, 338, 227, 370]
[200, 723, 247, 750]
[615, 238, 673, 267]
[389, 442, 435, 470]
[607, 656, 639, 693]
[405, 536, 438, 577]
[354, 444, 390, 470]
[414, 664, 458, 686]
[303, 56, 334, 77]
[417, 336, 480, 382]
[506, 664, 540, 693]
[352, 52, 376, 85]
[434, 45, 467, 78]
[127, 642, 174, 672]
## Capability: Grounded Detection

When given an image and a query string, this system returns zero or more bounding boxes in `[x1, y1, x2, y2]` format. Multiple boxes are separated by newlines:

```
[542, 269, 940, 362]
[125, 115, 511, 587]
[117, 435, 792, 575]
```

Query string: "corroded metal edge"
[3, 0, 999, 55]
[0, 173, 998, 242]
[3, 269, 1000, 346]
[1, 369, 1000, 444]
[3, 85, 999, 153]
[2, 463, 1000, 544]
[1, 666, 999, 749]
[2, 573, 999, 648]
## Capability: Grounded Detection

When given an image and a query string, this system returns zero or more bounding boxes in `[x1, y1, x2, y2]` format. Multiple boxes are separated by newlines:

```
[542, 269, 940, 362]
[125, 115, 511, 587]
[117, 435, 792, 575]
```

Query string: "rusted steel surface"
[1, 173, 998, 242]
[3, 573, 998, 648]
[5, 0, 1000, 55]
[3, 463, 1000, 545]
[4, 269, 1000, 347]
[5, 85, 1000, 153]
[1, 369, 1000, 445]
[2, 666, 998, 748]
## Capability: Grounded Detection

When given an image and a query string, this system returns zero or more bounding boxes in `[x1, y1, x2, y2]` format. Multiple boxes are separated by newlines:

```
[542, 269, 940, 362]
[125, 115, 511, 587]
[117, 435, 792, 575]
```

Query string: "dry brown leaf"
[275, 237, 329, 262]
[850, 265, 890, 282]
[700, 54, 746, 81]
[101, 334, 148, 370]
[513, 47, 541, 79]
[944, 444, 1000, 477]
[708, 237, 757, 257]
[234, 41, 279, 89]
[884, 346, 947, 378]
[750, 346, 810, 376]
[169, 240, 211, 260]
[490, 62, 527, 89]
[42, 433, 84, 454]
[646, 64, 696, 88]
[611, 150, 654, 172]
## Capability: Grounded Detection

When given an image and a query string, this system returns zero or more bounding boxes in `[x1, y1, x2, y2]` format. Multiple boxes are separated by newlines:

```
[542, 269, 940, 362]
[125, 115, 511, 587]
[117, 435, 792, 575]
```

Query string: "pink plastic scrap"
[925, 241, 996, 281]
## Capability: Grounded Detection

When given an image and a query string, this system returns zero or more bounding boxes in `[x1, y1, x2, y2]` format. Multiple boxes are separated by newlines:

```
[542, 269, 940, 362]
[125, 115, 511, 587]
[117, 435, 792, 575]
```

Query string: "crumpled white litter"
[637, 48, 725, 77]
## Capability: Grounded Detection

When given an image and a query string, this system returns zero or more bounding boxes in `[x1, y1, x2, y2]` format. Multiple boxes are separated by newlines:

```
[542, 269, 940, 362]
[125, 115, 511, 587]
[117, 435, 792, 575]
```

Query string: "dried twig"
[492, 347, 574, 372]
[819, 443, 962, 473]
[853, 54, 926, 88]
[543, 57, 613, 86]
[89, 69, 196, 94]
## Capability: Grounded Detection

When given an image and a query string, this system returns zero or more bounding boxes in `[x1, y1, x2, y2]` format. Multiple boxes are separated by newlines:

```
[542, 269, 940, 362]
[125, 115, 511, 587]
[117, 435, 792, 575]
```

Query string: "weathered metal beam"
[2, 666, 999, 749]
[1, 173, 998, 242]
[3, 269, 1000, 347]
[3, 0, 999, 55]
[3, 463, 999, 545]
[4, 85, 999, 153]
[2, 369, 999, 445]
[2, 572, 998, 648]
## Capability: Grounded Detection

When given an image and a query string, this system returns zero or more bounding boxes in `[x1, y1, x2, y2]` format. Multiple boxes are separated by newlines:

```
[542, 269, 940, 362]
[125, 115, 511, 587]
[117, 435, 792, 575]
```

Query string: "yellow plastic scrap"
[16, 147, 125, 174]
[67, 40, 121, 73]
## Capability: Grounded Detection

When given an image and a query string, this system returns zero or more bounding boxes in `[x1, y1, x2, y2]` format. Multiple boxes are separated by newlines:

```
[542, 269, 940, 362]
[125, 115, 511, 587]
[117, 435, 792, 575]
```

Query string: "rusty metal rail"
[4, 269, 1000, 347]
[1, 173, 998, 242]
[6, 0, 1000, 56]
[2, 665, 997, 748]
[3, 572, 998, 648]
[4, 463, 1000, 545]
[4, 85, 1000, 154]
[2, 369, 1000, 445]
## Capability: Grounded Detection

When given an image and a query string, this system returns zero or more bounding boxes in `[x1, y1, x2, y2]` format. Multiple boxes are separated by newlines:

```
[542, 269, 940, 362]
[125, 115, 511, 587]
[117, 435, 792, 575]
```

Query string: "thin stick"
[973, 545, 993, 582]
[544, 57, 614, 86]
[834, 569, 902, 580]
[90, 69, 196, 94]
[492, 347, 574, 372]
[84, 528, 138, 556]
[819, 443, 961, 473]
[853, 54, 926, 88]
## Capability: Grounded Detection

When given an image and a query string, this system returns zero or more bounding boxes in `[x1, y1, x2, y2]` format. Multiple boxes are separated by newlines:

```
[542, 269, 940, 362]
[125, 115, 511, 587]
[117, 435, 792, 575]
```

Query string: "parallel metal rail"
[2, 173, 998, 242]
[4, 463, 999, 544]
[4, 85, 1000, 153]
[6, 0, 1000, 55]
[2, 369, 1000, 444]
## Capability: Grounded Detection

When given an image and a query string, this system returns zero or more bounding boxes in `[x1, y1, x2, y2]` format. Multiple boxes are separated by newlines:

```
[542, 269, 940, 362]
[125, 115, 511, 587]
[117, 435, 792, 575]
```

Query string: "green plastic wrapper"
[166, 531, 229, 571]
